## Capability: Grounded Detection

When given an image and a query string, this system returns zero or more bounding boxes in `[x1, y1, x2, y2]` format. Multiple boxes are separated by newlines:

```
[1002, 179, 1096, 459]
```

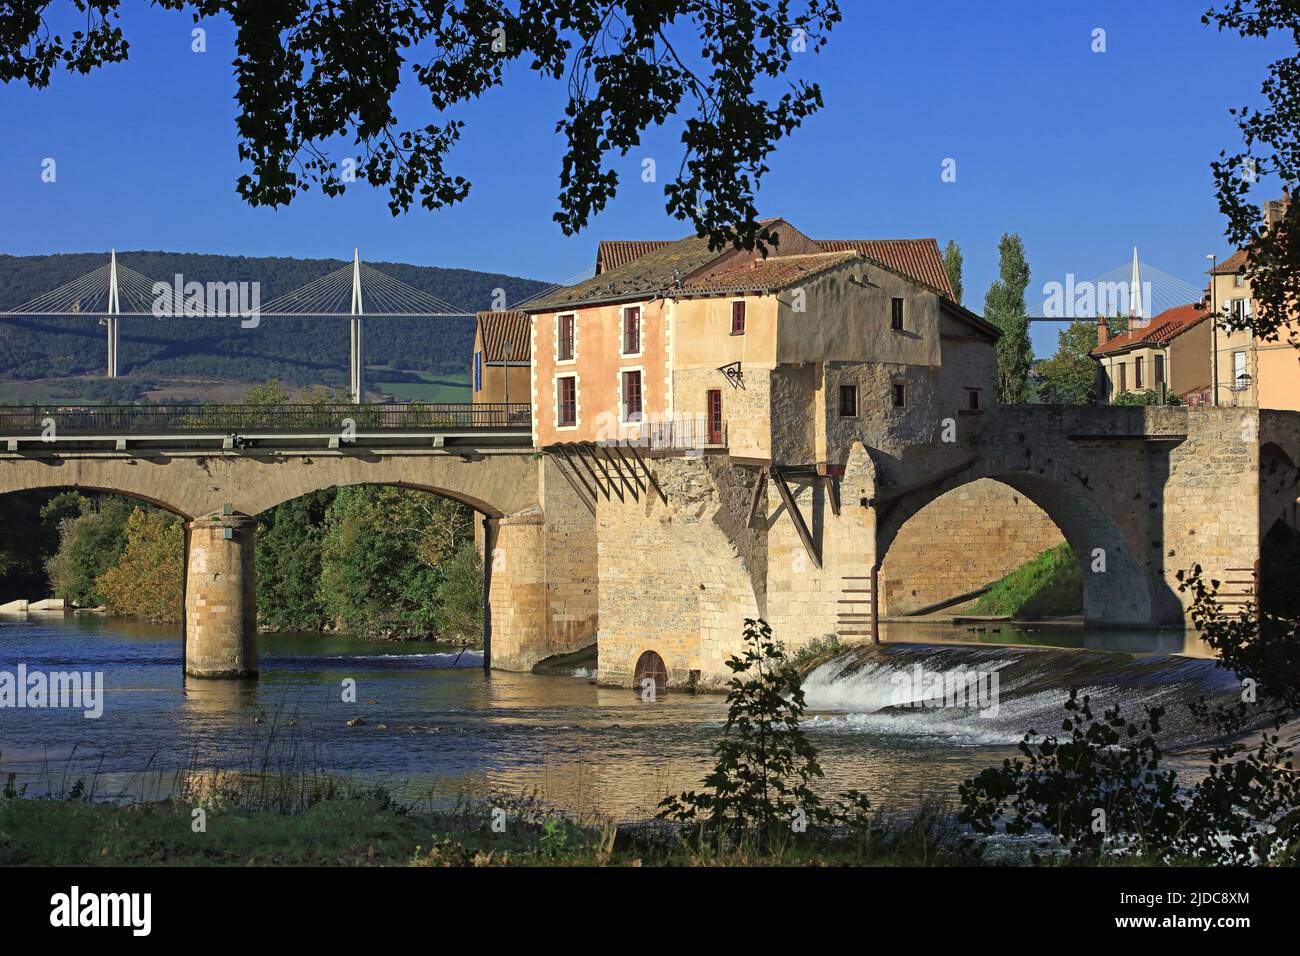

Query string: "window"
[1118, 362, 1127, 394]
[731, 300, 746, 335]
[558, 314, 575, 361]
[1135, 355, 1144, 390]
[892, 381, 906, 408]
[707, 389, 723, 445]
[1233, 351, 1248, 389]
[838, 384, 858, 417]
[1154, 354, 1165, 387]
[622, 369, 643, 422]
[622, 307, 641, 355]
[557, 376, 577, 426]
[1234, 274, 1245, 288]
[473, 351, 483, 392]
[891, 298, 905, 331]
[967, 388, 980, 411]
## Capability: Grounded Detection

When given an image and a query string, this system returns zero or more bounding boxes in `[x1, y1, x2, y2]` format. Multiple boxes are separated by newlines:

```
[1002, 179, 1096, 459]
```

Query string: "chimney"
[1097, 316, 1109, 347]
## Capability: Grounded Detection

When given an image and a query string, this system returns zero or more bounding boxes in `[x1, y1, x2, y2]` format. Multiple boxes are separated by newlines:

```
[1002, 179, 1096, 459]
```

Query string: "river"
[0, 614, 1246, 822]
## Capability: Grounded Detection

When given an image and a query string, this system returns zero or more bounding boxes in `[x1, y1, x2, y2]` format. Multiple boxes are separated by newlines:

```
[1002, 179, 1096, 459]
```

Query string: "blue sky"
[0, 0, 1286, 354]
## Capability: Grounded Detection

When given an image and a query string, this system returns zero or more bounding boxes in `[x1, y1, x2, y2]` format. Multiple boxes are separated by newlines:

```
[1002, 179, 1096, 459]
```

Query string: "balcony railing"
[643, 416, 727, 451]
[0, 402, 532, 436]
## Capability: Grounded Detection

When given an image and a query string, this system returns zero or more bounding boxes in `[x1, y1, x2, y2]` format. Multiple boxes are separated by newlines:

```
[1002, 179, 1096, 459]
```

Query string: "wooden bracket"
[772, 465, 821, 568]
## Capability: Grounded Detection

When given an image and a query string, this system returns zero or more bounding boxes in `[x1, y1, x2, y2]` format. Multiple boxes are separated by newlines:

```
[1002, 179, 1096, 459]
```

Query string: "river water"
[0, 614, 1247, 822]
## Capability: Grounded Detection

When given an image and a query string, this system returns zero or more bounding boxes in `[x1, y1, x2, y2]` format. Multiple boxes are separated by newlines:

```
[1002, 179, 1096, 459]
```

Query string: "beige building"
[1091, 303, 1211, 402]
[1208, 247, 1300, 410]
[524, 219, 998, 464]
[1204, 197, 1300, 410]
[471, 310, 531, 405]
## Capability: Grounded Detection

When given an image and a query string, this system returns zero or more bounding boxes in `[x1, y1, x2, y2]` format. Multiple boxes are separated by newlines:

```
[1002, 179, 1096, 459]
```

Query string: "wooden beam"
[557, 445, 598, 502]
[747, 468, 768, 528]
[550, 452, 596, 516]
[572, 444, 610, 500]
[824, 475, 840, 516]
[772, 466, 821, 568]
[625, 443, 667, 504]
[600, 444, 638, 499]
[612, 444, 647, 495]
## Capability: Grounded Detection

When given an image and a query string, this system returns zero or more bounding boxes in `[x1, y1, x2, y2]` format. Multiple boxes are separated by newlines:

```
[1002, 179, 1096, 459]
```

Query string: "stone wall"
[878, 478, 1065, 615]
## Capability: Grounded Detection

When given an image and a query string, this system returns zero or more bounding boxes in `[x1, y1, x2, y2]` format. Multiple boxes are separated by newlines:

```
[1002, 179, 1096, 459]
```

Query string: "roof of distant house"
[475, 310, 531, 362]
[1209, 249, 1249, 275]
[1090, 303, 1209, 357]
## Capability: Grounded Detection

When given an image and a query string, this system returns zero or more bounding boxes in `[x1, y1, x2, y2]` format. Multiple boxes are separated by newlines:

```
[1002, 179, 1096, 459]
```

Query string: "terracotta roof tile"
[680, 251, 859, 294]
[475, 310, 531, 362]
[1090, 303, 1208, 356]
[815, 239, 954, 297]
[1210, 249, 1249, 275]
[596, 240, 672, 274]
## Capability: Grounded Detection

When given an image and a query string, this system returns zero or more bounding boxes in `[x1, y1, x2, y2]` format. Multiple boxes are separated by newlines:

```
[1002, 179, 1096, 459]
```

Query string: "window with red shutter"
[558, 314, 575, 361]
[731, 301, 746, 335]
[623, 307, 641, 354]
[622, 370, 642, 422]
[557, 376, 577, 426]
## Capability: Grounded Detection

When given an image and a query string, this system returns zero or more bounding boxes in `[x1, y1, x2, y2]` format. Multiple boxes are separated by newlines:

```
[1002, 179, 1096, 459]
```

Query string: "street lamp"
[1206, 254, 1218, 406]
[503, 341, 513, 409]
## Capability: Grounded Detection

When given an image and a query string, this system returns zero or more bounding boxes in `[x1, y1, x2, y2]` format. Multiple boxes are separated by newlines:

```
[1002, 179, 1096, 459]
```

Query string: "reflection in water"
[0, 614, 1237, 820]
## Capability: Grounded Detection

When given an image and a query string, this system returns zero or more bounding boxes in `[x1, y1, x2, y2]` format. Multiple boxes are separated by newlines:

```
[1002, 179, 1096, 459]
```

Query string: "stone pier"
[184, 512, 258, 679]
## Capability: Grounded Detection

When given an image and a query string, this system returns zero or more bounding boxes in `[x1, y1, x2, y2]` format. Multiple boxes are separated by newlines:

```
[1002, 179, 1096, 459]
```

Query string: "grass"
[970, 543, 1083, 619]
[0, 790, 989, 867]
[369, 370, 470, 403]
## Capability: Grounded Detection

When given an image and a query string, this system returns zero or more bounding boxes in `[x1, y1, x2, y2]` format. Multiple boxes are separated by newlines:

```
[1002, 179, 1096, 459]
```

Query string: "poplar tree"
[942, 240, 964, 304]
[984, 233, 1034, 404]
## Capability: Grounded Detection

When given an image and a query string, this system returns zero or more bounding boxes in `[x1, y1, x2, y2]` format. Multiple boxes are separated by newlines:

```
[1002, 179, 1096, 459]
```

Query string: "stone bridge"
[1, 404, 1296, 689]
[0, 403, 595, 679]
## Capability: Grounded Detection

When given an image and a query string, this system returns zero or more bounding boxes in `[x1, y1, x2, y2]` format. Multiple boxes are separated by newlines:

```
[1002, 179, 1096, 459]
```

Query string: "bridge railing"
[0, 403, 532, 435]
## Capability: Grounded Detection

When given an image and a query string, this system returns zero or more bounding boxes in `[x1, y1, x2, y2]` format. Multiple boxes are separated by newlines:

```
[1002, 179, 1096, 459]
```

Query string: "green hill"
[0, 251, 549, 395]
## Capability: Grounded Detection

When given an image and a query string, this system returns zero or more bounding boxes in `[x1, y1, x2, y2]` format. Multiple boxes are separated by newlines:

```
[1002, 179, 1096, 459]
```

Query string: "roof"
[679, 251, 859, 294]
[535, 226, 957, 311]
[1209, 249, 1249, 275]
[815, 239, 954, 297]
[596, 240, 672, 274]
[475, 310, 531, 362]
[1090, 303, 1209, 357]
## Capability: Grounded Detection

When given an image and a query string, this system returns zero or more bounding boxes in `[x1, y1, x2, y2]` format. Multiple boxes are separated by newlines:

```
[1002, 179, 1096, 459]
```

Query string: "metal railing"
[644, 416, 728, 451]
[0, 402, 532, 435]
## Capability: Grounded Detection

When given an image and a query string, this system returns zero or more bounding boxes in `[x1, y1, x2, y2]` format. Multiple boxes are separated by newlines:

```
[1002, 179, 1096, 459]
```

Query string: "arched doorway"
[634, 650, 668, 694]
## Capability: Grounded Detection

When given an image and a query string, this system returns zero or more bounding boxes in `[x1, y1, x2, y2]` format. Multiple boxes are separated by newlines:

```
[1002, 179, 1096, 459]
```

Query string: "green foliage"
[0, 491, 68, 600]
[0, 3, 842, 253]
[984, 233, 1033, 404]
[942, 239, 964, 304]
[971, 543, 1082, 618]
[256, 491, 336, 633]
[1112, 388, 1182, 406]
[1204, 3, 1300, 346]
[959, 690, 1183, 860]
[318, 486, 477, 639]
[658, 618, 828, 848]
[96, 507, 183, 622]
[44, 494, 133, 607]
[1034, 320, 1099, 405]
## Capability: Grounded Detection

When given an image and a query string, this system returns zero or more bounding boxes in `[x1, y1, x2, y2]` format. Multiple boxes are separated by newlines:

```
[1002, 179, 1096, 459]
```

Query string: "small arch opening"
[634, 650, 668, 694]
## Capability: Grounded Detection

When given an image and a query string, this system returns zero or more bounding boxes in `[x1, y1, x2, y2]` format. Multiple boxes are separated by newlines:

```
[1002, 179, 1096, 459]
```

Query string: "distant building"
[470, 310, 531, 405]
[1090, 303, 1211, 403]
[1207, 199, 1300, 410]
[522, 218, 998, 464]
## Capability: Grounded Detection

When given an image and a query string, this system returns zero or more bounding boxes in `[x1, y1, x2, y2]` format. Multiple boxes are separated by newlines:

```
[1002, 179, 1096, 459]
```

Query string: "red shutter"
[707, 390, 723, 444]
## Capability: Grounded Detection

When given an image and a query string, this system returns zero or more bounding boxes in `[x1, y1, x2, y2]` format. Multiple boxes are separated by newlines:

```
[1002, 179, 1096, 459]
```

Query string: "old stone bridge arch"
[0, 449, 597, 679]
[874, 463, 1159, 626]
